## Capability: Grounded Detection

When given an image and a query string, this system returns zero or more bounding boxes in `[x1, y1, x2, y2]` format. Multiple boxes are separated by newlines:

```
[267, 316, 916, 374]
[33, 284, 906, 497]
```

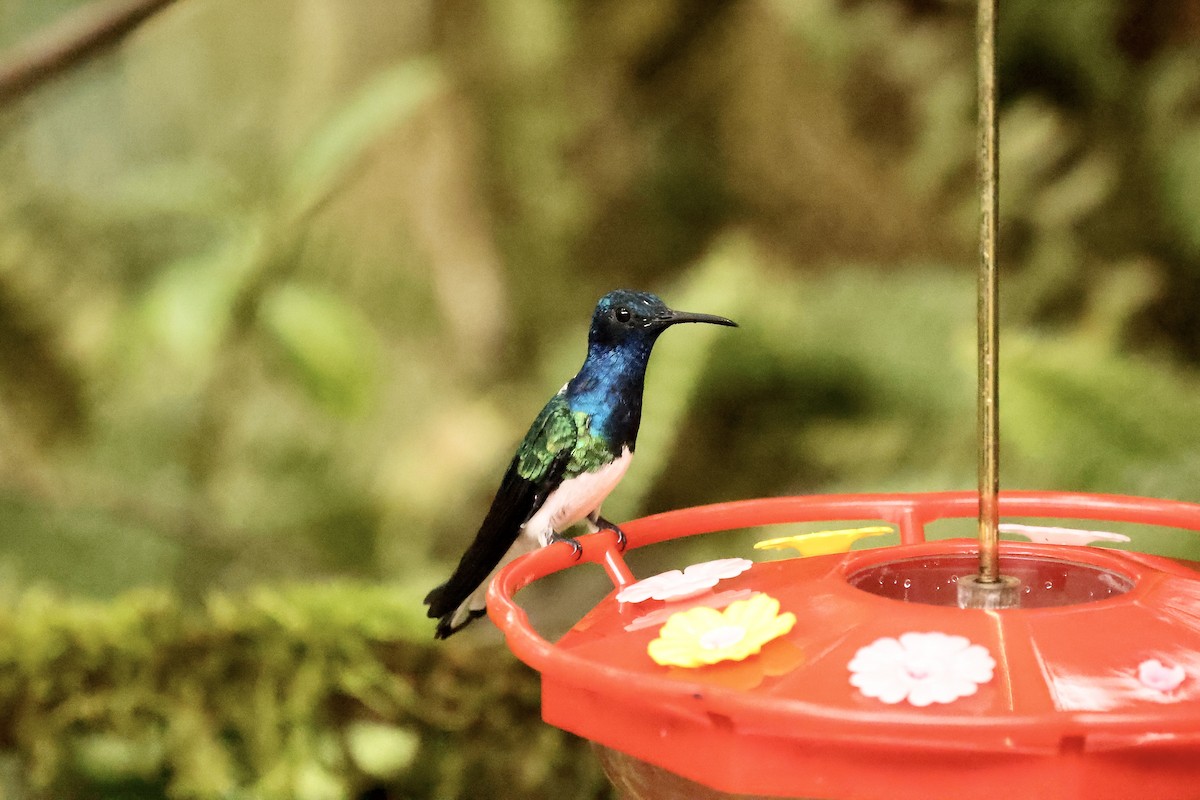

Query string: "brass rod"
[976, 0, 1000, 583]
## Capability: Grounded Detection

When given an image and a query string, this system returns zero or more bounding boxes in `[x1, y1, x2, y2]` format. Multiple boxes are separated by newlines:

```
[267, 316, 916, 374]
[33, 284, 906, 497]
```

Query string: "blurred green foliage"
[1, 0, 1200, 797]
[0, 583, 608, 799]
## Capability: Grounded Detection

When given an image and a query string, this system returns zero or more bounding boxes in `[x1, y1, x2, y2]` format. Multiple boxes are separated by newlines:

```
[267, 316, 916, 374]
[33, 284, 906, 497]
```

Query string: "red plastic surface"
[488, 492, 1200, 800]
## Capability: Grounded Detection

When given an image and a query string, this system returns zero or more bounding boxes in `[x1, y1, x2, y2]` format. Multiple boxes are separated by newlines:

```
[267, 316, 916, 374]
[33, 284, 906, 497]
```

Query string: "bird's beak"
[653, 309, 738, 330]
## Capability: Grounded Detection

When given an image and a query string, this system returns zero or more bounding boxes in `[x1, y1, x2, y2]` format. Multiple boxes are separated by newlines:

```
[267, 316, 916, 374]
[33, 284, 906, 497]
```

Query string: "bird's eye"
[615, 307, 632, 323]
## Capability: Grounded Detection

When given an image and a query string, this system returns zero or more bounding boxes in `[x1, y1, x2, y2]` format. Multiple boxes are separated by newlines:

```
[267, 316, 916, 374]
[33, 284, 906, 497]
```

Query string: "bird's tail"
[424, 582, 488, 639]
[425, 532, 539, 638]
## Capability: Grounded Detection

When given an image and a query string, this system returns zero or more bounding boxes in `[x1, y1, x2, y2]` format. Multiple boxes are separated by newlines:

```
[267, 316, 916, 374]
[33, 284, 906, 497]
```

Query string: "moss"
[0, 583, 612, 800]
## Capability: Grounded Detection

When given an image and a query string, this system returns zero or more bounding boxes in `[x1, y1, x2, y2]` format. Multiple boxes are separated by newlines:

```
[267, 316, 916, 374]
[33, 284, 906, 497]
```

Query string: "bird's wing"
[424, 394, 578, 635]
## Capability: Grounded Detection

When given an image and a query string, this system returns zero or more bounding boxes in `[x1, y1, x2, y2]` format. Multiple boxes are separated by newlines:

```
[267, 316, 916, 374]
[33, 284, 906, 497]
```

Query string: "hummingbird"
[424, 290, 737, 638]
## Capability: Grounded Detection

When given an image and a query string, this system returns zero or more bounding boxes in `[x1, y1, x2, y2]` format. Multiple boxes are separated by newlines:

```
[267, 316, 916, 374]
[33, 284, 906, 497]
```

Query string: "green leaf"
[104, 161, 244, 221]
[1158, 126, 1200, 258]
[135, 225, 266, 389]
[1002, 334, 1200, 497]
[285, 59, 444, 220]
[345, 720, 419, 779]
[258, 284, 380, 415]
[71, 732, 165, 783]
[294, 762, 346, 800]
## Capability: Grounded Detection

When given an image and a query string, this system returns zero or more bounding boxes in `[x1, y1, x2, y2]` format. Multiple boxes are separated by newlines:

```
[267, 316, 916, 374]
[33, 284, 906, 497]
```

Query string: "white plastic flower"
[849, 632, 996, 707]
[616, 558, 753, 604]
[682, 558, 753, 581]
[999, 524, 1130, 546]
[1138, 659, 1186, 693]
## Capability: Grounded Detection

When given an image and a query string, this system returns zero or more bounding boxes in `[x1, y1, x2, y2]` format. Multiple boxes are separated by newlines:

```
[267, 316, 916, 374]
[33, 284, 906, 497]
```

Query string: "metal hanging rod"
[959, 0, 1020, 609]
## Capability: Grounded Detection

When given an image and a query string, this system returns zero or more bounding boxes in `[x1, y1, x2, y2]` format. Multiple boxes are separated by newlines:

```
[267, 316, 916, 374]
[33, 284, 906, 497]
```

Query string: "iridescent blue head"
[587, 290, 737, 353]
[568, 290, 736, 449]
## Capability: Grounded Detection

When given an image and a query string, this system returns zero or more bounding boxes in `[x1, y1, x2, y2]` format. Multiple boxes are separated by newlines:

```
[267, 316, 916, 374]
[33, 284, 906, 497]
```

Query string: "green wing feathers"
[566, 410, 615, 473]
[515, 396, 576, 481]
[515, 395, 613, 482]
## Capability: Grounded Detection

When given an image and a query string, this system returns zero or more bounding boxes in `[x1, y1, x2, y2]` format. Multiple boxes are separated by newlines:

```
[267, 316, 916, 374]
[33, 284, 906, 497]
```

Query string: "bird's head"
[588, 290, 737, 351]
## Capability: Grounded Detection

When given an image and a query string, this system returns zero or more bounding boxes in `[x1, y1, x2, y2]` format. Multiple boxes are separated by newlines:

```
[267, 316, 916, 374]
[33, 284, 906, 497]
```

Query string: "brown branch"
[0, 0, 180, 104]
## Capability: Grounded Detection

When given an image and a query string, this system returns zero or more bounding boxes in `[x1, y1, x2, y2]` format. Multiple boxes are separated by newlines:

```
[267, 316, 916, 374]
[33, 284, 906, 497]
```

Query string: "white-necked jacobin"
[424, 289, 737, 638]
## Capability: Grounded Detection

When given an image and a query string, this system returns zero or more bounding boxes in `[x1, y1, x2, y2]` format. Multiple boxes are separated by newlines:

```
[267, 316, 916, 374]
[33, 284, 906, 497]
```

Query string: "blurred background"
[2, 0, 1200, 797]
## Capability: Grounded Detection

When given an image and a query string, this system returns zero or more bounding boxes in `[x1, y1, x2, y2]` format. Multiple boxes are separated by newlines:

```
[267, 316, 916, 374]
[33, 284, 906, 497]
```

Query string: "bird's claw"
[593, 515, 628, 552]
[609, 524, 628, 552]
[548, 532, 583, 561]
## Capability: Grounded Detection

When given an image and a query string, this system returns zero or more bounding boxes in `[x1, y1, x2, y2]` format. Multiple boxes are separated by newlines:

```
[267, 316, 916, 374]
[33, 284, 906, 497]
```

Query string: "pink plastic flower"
[999, 524, 1130, 546]
[616, 558, 753, 604]
[1138, 659, 1186, 693]
[849, 632, 995, 707]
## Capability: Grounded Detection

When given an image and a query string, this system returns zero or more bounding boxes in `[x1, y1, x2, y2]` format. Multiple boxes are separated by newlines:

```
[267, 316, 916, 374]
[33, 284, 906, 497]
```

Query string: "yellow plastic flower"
[648, 593, 796, 668]
[754, 526, 893, 557]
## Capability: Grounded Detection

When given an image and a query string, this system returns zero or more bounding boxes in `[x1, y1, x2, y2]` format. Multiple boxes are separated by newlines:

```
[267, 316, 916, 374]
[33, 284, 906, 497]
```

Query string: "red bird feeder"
[489, 493, 1200, 800]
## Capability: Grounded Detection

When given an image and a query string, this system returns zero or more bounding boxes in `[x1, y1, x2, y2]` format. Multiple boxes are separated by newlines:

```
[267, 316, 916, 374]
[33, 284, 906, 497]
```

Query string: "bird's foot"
[592, 515, 628, 552]
[547, 532, 583, 561]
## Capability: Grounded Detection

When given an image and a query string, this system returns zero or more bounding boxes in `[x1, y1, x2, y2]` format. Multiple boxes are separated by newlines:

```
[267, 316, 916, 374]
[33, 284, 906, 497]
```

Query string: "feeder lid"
[490, 492, 1200, 800]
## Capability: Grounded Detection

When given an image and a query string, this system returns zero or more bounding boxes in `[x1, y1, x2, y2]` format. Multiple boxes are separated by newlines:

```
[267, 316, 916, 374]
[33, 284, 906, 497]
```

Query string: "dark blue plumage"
[566, 291, 666, 449]
[424, 290, 736, 638]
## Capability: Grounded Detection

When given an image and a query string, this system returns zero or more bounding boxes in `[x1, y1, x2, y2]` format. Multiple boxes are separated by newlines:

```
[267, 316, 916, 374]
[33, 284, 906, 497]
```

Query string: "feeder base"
[592, 744, 816, 800]
[956, 573, 1022, 608]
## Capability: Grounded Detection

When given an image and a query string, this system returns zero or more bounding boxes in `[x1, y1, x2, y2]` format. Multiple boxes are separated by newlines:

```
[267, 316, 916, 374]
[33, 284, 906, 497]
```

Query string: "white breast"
[523, 448, 632, 544]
